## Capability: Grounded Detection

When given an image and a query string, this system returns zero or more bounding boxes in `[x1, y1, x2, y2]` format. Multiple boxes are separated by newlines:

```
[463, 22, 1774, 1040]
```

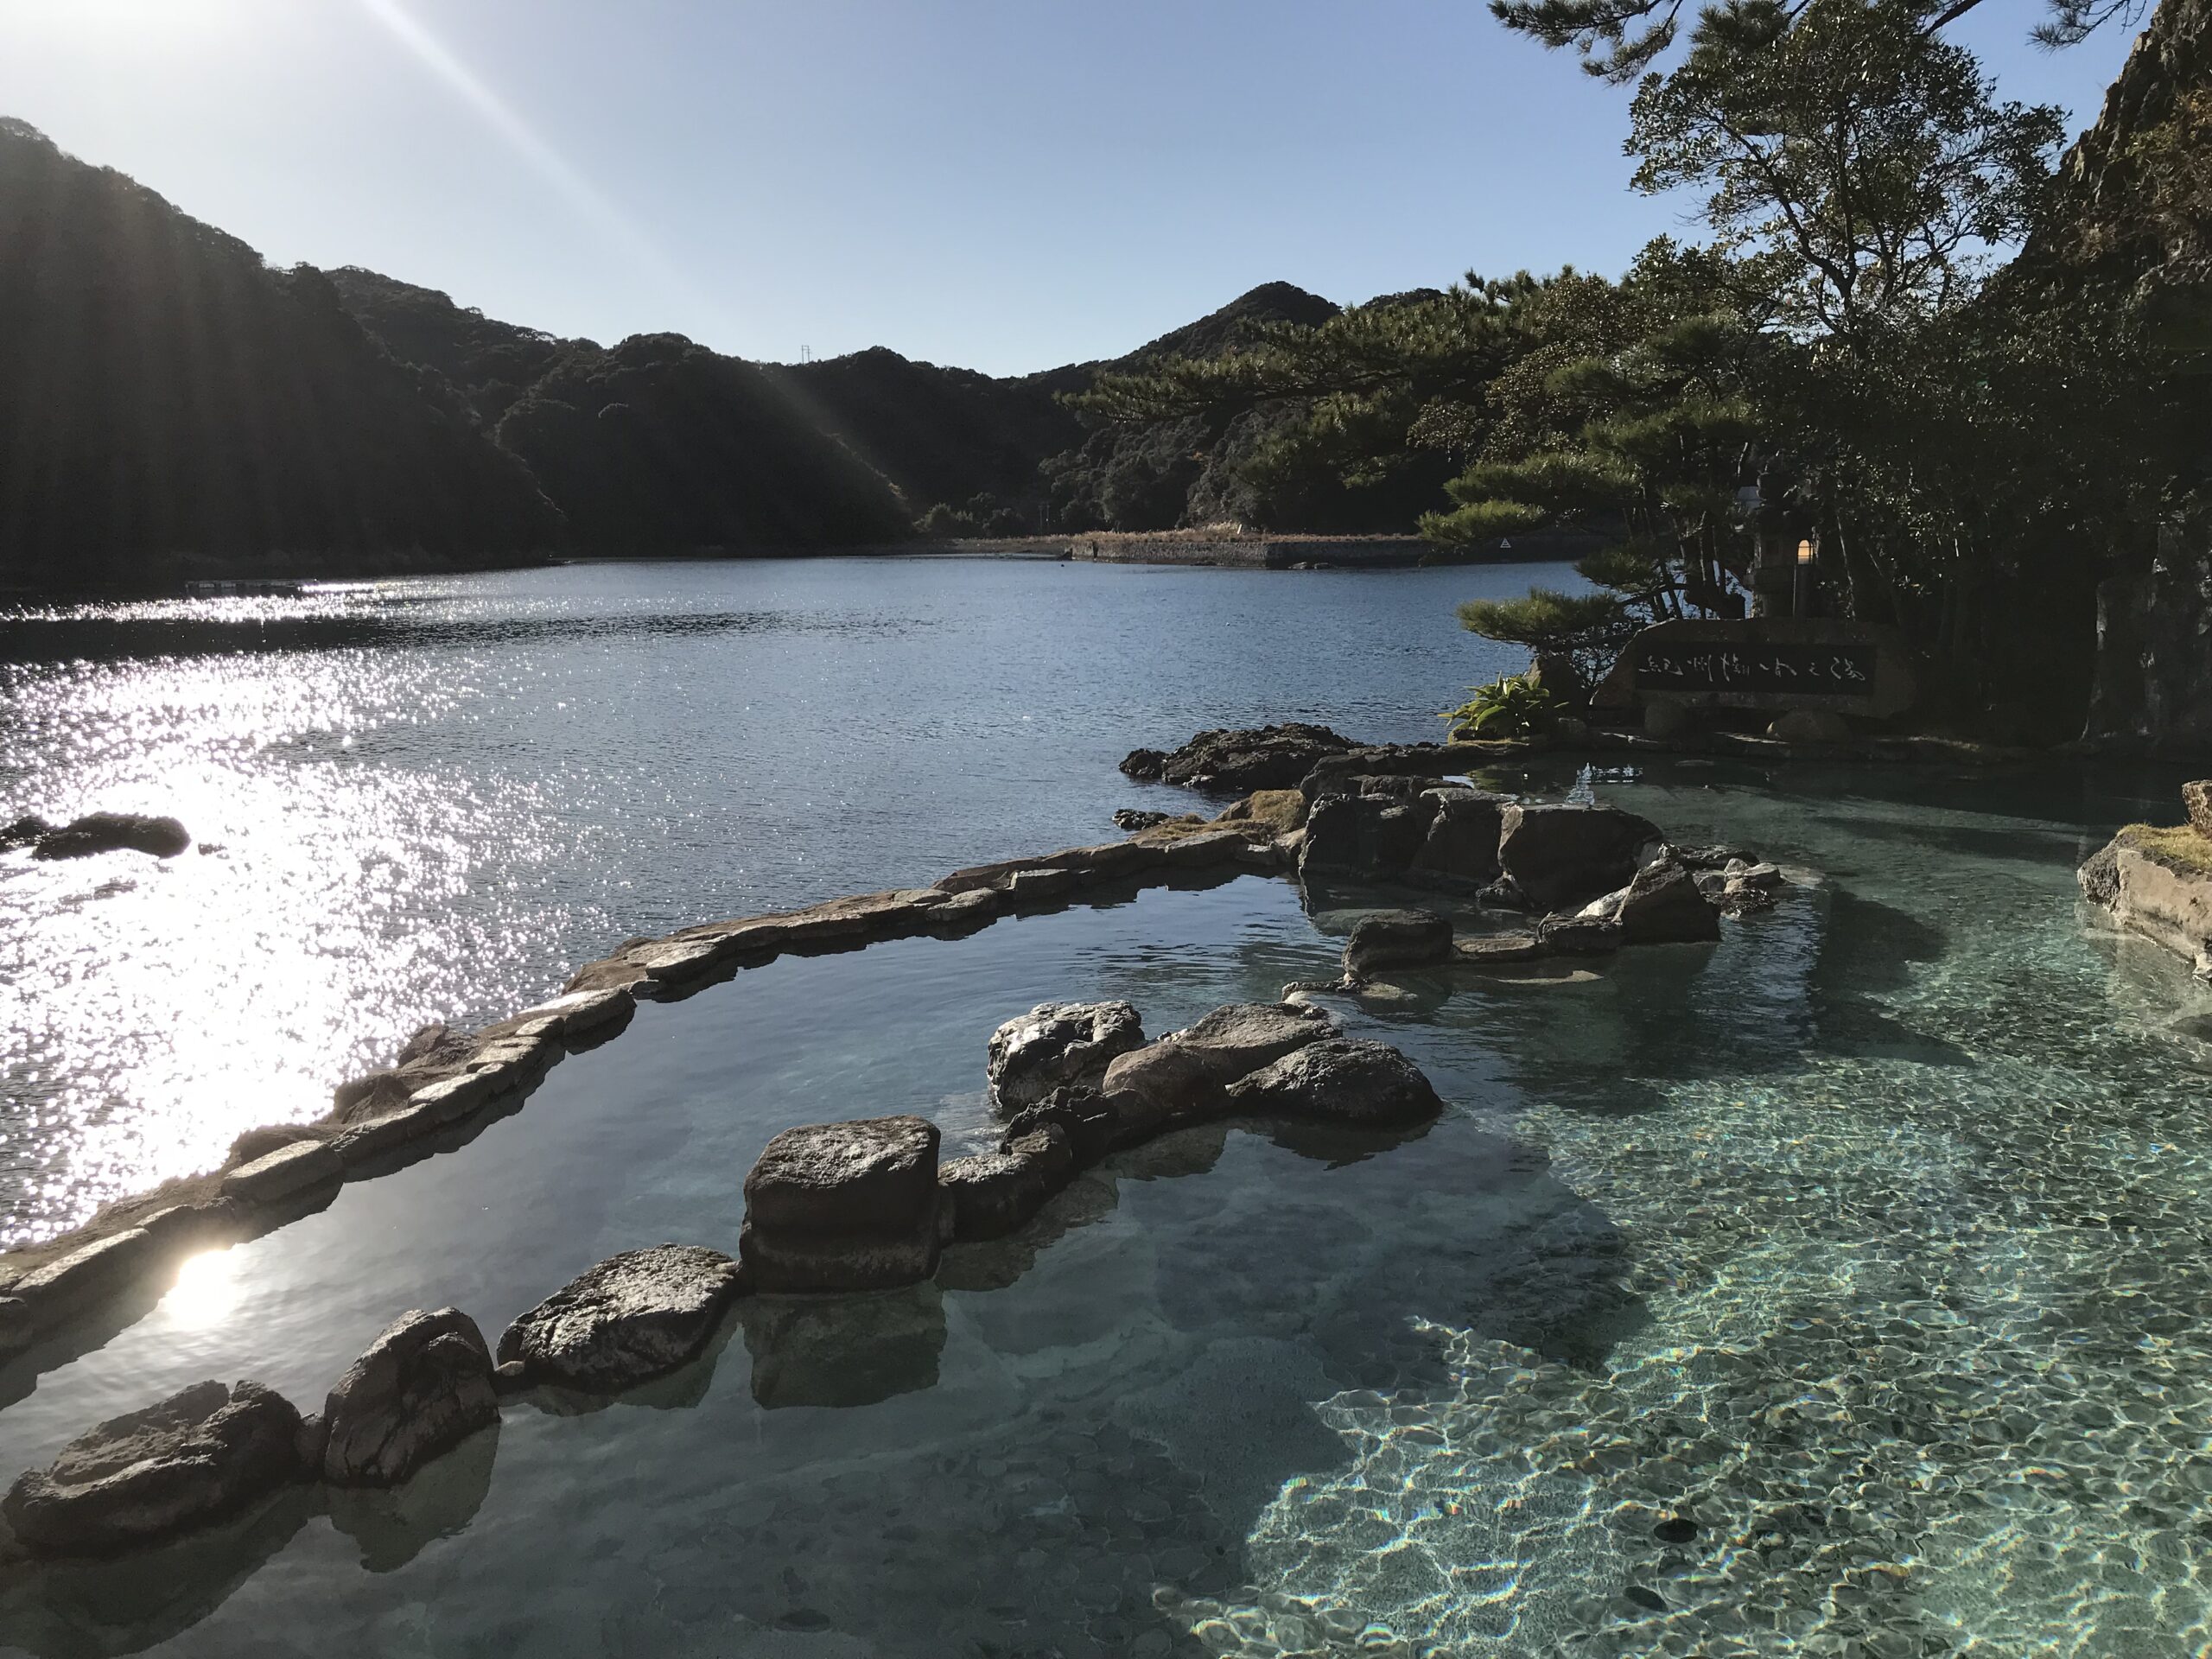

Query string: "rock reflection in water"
[738, 1284, 947, 1411]
[327, 1419, 498, 1573]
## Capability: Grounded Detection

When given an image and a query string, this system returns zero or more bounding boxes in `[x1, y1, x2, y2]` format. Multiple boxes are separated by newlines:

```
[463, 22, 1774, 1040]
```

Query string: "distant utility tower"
[799, 344, 813, 363]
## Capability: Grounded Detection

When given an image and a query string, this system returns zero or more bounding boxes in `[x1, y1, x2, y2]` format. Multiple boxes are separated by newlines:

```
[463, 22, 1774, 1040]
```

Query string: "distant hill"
[0, 113, 1434, 593]
[0, 119, 561, 590]
[494, 334, 912, 552]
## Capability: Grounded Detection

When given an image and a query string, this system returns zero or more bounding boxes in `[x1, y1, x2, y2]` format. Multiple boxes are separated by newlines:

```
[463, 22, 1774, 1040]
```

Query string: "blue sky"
[0, 0, 2144, 376]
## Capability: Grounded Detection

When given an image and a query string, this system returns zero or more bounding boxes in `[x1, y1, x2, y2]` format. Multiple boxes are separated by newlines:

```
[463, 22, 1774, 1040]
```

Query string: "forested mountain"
[0, 119, 561, 590]
[0, 115, 1435, 594]
[494, 335, 912, 551]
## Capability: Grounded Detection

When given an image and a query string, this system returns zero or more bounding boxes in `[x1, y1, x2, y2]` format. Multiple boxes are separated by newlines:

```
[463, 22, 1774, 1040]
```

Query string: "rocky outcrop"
[1119, 723, 1357, 792]
[938, 1127, 1077, 1242]
[1612, 859, 1723, 944]
[1101, 1001, 1338, 1139]
[1496, 804, 1665, 911]
[1, 1379, 304, 1556]
[321, 1308, 499, 1487]
[2088, 519, 2212, 753]
[27, 811, 191, 861]
[2081, 819, 2212, 974]
[496, 1245, 743, 1392]
[740, 1116, 944, 1293]
[985, 1001, 1146, 1111]
[1223, 1039, 1445, 1128]
[1215, 789, 1308, 835]
[1342, 909, 1455, 978]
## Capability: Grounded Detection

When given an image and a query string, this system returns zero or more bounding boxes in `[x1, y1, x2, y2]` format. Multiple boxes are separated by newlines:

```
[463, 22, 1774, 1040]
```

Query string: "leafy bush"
[1442, 673, 1558, 739]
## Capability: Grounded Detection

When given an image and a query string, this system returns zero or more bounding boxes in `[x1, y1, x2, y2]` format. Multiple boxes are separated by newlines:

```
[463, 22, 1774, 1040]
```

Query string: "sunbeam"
[353, 0, 725, 337]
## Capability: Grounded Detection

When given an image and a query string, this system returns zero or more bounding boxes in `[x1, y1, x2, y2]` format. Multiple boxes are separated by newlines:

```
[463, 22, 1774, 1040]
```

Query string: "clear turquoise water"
[2, 561, 2208, 1656]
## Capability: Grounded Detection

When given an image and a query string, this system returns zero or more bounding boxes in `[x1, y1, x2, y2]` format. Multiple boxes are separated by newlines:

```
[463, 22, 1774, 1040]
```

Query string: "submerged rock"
[740, 1116, 944, 1294]
[1121, 723, 1357, 793]
[29, 811, 191, 861]
[1343, 909, 1454, 978]
[986, 1001, 1146, 1112]
[2, 1379, 304, 1556]
[497, 1245, 743, 1392]
[1224, 1039, 1445, 1128]
[321, 1308, 499, 1488]
[1497, 804, 1664, 911]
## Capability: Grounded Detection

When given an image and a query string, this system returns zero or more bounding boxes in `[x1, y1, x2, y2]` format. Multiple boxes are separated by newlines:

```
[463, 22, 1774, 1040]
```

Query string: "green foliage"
[1420, 499, 1550, 544]
[1627, 0, 2065, 340]
[1442, 673, 1559, 739]
[1457, 588, 1643, 685]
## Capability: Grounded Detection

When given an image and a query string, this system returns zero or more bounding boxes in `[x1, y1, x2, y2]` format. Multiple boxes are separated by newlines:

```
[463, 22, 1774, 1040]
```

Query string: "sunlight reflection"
[163, 1247, 241, 1329]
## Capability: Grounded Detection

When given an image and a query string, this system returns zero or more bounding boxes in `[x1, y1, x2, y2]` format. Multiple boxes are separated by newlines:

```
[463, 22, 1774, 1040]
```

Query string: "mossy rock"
[2118, 822, 2212, 875]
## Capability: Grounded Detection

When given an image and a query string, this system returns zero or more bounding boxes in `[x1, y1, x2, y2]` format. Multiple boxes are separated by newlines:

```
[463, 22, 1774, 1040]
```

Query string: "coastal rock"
[1, 1379, 304, 1557]
[1000, 1085, 1122, 1167]
[322, 1307, 499, 1487]
[938, 1127, 1077, 1242]
[220, 1139, 342, 1205]
[1342, 909, 1455, 978]
[29, 811, 192, 861]
[1613, 860, 1723, 944]
[2186, 781, 2212, 840]
[496, 1245, 743, 1391]
[1409, 790, 1506, 890]
[1100, 1001, 1338, 1137]
[986, 1001, 1146, 1112]
[1455, 931, 1548, 964]
[1534, 912, 1624, 956]
[1497, 804, 1665, 911]
[1123, 723, 1357, 793]
[1112, 808, 1184, 832]
[740, 1116, 944, 1293]
[1223, 1039, 1445, 1128]
[0, 815, 54, 852]
[11, 1227, 158, 1320]
[1215, 789, 1308, 835]
[1300, 791, 1439, 880]
[1769, 709, 1853, 746]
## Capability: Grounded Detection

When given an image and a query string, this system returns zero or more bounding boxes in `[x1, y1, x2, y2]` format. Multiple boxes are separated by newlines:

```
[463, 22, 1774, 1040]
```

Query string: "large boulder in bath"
[740, 1116, 944, 1293]
[1300, 791, 1435, 880]
[1496, 804, 1664, 911]
[1120, 723, 1357, 792]
[1614, 859, 1722, 944]
[1409, 790, 1505, 890]
[30, 811, 191, 861]
[938, 1126, 1077, 1242]
[2, 1380, 303, 1556]
[1342, 909, 1454, 979]
[985, 1001, 1146, 1112]
[497, 1245, 743, 1392]
[1100, 1001, 1338, 1139]
[322, 1308, 499, 1488]
[1224, 1039, 1445, 1128]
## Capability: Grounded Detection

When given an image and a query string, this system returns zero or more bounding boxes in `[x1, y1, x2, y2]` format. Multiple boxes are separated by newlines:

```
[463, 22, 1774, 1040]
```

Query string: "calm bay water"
[1, 557, 2209, 1656]
[0, 557, 1546, 1246]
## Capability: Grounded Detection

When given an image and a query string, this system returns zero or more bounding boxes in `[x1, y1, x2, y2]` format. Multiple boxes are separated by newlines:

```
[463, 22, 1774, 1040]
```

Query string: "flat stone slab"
[220, 1140, 341, 1205]
[497, 1244, 742, 1391]
[12, 1228, 156, 1317]
[2, 1379, 303, 1556]
[1455, 932, 1547, 964]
